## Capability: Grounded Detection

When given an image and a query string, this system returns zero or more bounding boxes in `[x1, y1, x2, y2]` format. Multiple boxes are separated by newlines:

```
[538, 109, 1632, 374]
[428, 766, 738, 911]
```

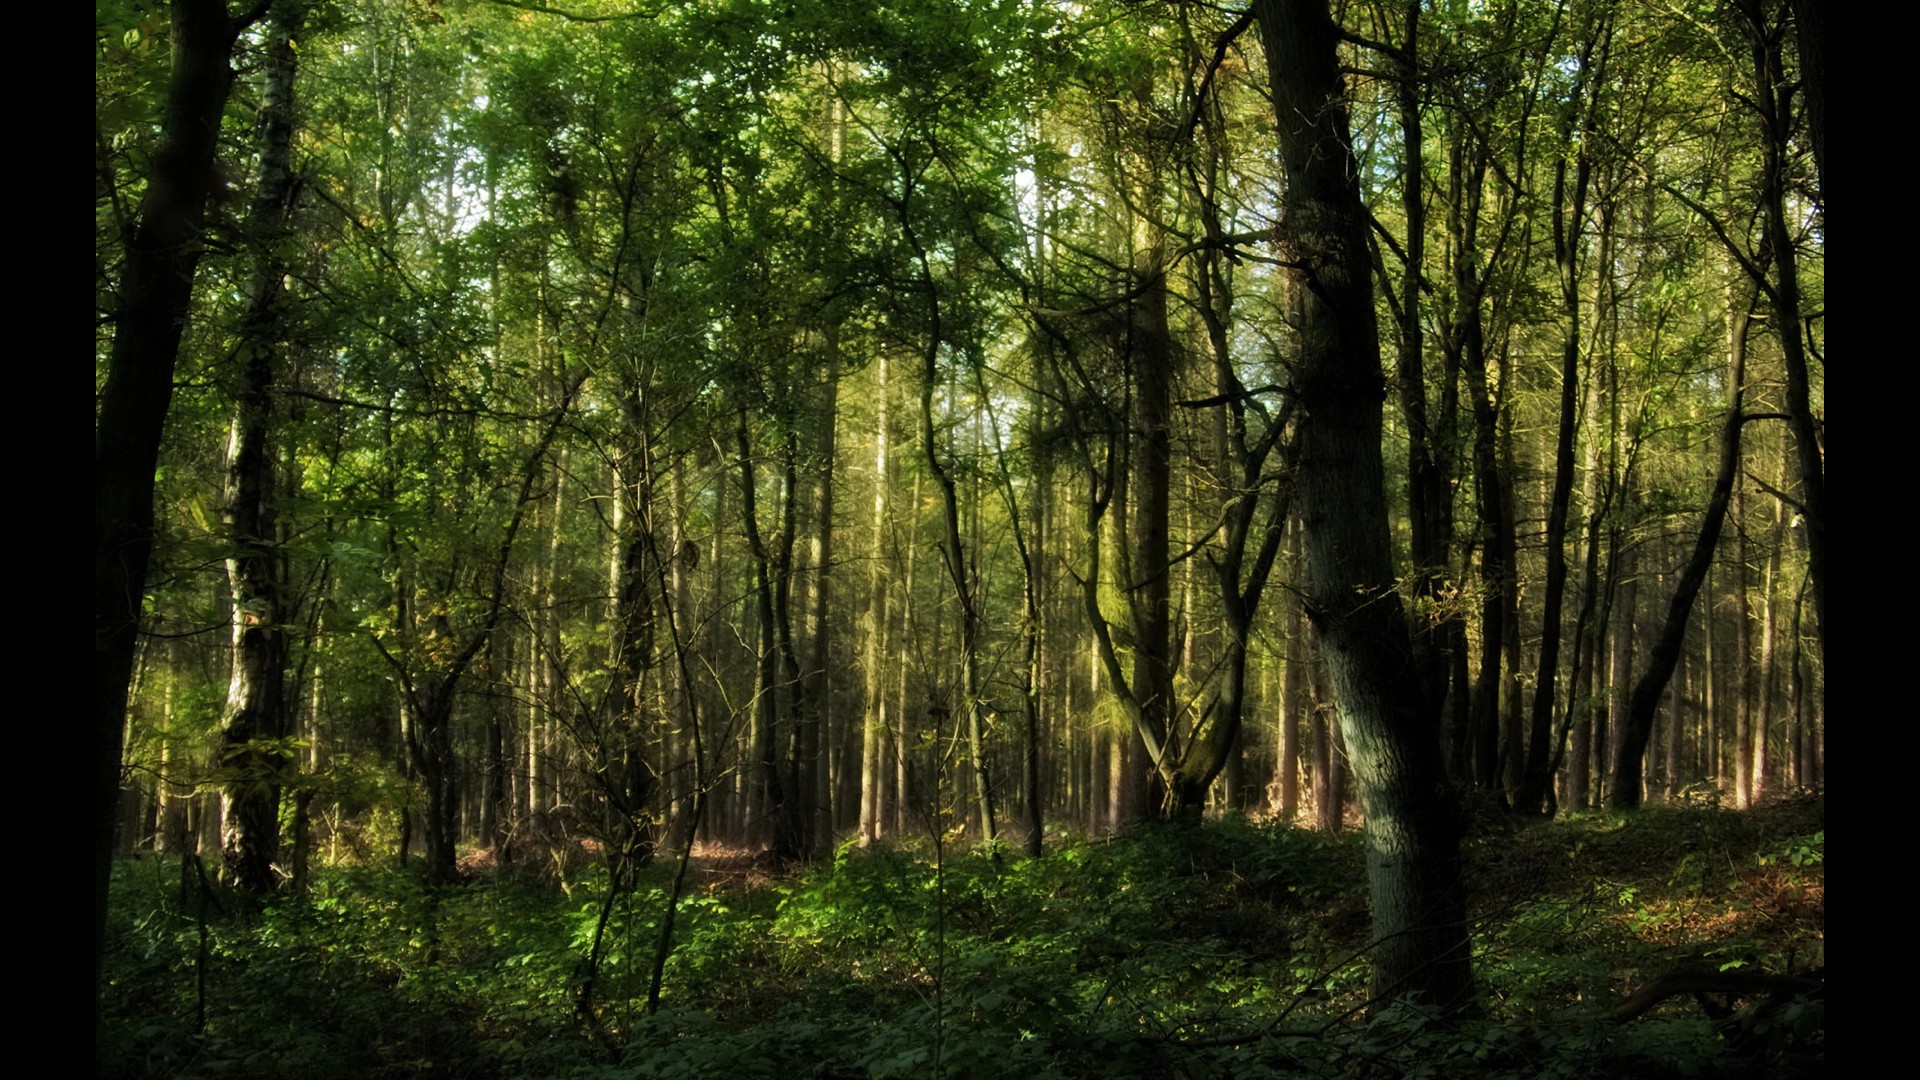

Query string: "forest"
[95, 0, 1824, 1076]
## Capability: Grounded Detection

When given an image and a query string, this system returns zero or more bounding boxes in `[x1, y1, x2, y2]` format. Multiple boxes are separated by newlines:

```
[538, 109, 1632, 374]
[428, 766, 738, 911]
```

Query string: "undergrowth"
[99, 796, 1822, 1078]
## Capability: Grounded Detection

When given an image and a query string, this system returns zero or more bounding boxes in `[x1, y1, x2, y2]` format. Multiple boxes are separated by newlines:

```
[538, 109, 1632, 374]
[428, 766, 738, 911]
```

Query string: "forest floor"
[99, 794, 1823, 1079]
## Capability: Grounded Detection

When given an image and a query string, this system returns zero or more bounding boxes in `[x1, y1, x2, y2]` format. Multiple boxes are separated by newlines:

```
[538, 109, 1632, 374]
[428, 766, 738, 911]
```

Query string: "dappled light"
[97, 0, 1823, 1073]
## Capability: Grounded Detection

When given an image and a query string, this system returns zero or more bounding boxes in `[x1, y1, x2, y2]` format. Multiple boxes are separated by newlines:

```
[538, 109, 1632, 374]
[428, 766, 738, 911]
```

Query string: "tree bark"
[96, 0, 252, 1021]
[219, 0, 306, 895]
[859, 356, 892, 844]
[1787, 0, 1824, 213]
[1255, 0, 1473, 1011]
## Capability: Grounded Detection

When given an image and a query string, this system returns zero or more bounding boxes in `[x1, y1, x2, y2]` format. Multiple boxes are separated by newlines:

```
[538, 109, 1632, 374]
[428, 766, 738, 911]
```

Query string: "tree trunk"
[1256, 0, 1473, 1011]
[219, 0, 307, 895]
[1278, 524, 1307, 822]
[1787, 0, 1824, 213]
[1518, 17, 1609, 812]
[1612, 278, 1753, 809]
[773, 429, 809, 858]
[859, 357, 892, 844]
[906, 208, 996, 848]
[606, 430, 660, 868]
[1176, 172, 1295, 817]
[738, 408, 792, 855]
[1385, 1, 1455, 720]
[96, 0, 250, 1017]
[1733, 473, 1755, 808]
[799, 343, 839, 857]
[1741, 0, 1824, 663]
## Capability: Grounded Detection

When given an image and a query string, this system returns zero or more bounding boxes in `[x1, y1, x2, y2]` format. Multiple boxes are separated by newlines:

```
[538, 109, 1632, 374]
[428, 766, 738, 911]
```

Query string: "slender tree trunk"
[1733, 474, 1755, 808]
[1278, 524, 1307, 822]
[1756, 447, 1789, 800]
[1177, 185, 1296, 817]
[1557, 214, 1625, 811]
[1703, 560, 1719, 792]
[1308, 630, 1339, 833]
[738, 408, 792, 855]
[894, 466, 921, 838]
[1519, 19, 1609, 811]
[1741, 0, 1824, 662]
[1788, 0, 1824, 211]
[1667, 635, 1687, 800]
[1385, 1, 1456, 720]
[607, 426, 660, 867]
[1441, 114, 1511, 800]
[1612, 278, 1754, 809]
[482, 623, 509, 859]
[903, 205, 996, 847]
[1128, 256, 1178, 815]
[977, 364, 1047, 856]
[157, 638, 192, 855]
[771, 429, 810, 857]
[797, 342, 840, 858]
[860, 357, 892, 844]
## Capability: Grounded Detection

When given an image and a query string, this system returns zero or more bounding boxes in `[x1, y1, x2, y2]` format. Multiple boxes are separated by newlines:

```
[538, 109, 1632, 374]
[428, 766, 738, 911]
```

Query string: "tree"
[1517, 1, 1615, 813]
[1612, 272, 1754, 808]
[95, 0, 1824, 970]
[1253, 0, 1473, 1010]
[96, 0, 263, 1018]
[218, 0, 308, 896]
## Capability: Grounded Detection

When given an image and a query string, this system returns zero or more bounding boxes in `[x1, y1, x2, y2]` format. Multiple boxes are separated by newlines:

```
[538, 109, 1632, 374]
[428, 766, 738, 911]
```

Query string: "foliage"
[96, 0, 1824, 1066]
[103, 802, 1821, 1078]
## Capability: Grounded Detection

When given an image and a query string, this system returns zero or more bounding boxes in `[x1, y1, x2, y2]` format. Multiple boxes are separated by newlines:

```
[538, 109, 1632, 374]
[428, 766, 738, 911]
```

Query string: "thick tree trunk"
[96, 0, 249, 1019]
[1256, 0, 1473, 1011]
